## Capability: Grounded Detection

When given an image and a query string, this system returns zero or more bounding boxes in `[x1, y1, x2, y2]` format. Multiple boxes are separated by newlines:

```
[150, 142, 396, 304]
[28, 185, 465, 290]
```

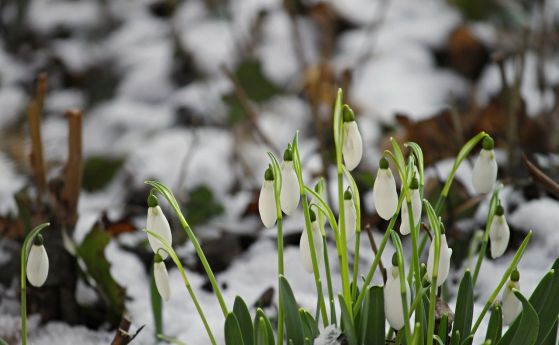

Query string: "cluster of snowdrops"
[18, 90, 559, 345]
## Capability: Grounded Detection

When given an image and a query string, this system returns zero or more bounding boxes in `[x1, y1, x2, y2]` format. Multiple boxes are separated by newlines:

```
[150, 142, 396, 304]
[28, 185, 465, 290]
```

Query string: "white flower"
[26, 235, 49, 287]
[280, 158, 299, 215]
[472, 137, 498, 194]
[154, 255, 171, 301]
[259, 167, 277, 229]
[384, 265, 411, 330]
[344, 190, 357, 244]
[342, 121, 363, 171]
[373, 158, 398, 220]
[426, 234, 453, 287]
[314, 325, 342, 345]
[399, 182, 421, 236]
[147, 195, 173, 260]
[299, 214, 323, 273]
[502, 270, 521, 325]
[490, 206, 509, 258]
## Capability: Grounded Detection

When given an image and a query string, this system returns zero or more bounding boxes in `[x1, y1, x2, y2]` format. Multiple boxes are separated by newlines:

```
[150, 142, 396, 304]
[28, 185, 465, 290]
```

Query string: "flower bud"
[384, 264, 411, 330]
[373, 157, 398, 220]
[26, 234, 49, 287]
[154, 254, 171, 301]
[344, 189, 357, 244]
[259, 166, 277, 228]
[280, 149, 300, 215]
[502, 269, 521, 325]
[146, 194, 173, 259]
[342, 106, 363, 171]
[489, 205, 510, 258]
[299, 215, 323, 273]
[472, 136, 498, 194]
[426, 234, 453, 287]
[399, 178, 421, 236]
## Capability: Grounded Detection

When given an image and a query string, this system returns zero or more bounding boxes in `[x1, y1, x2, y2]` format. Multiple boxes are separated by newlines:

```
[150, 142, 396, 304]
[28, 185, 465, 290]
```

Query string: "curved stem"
[20, 222, 50, 345]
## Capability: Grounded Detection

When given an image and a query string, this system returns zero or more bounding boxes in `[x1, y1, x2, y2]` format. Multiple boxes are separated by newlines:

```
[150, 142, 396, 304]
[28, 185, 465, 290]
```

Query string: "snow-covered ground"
[1, 0, 558, 344]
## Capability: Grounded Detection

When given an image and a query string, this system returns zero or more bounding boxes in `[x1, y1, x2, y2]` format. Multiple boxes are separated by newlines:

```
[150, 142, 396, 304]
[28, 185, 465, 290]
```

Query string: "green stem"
[351, 231, 361, 302]
[276, 217, 284, 345]
[426, 227, 440, 345]
[323, 236, 337, 325]
[392, 232, 413, 345]
[406, 200, 422, 307]
[145, 230, 217, 345]
[337, 171, 352, 314]
[20, 222, 50, 345]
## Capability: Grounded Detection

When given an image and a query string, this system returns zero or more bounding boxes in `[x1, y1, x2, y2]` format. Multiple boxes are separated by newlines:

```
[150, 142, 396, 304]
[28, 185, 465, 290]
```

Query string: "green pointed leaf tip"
[225, 313, 246, 345]
[233, 296, 254, 345]
[279, 276, 304, 345]
[497, 290, 539, 345]
[454, 270, 474, 344]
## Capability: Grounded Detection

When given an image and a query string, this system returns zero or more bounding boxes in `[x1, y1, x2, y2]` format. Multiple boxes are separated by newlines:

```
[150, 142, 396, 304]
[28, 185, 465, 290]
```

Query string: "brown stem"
[522, 154, 559, 198]
[61, 109, 83, 228]
[110, 316, 144, 345]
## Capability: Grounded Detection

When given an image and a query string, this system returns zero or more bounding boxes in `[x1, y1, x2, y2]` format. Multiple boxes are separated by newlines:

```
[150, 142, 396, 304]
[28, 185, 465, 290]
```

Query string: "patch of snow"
[27, 0, 101, 34]
[0, 86, 26, 130]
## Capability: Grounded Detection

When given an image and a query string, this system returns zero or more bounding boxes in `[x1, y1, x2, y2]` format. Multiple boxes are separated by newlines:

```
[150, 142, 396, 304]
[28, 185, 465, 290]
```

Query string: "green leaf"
[438, 314, 448, 344]
[497, 290, 539, 345]
[339, 295, 358, 345]
[333, 89, 343, 165]
[254, 309, 275, 345]
[454, 270, 474, 345]
[255, 317, 269, 345]
[280, 276, 304, 345]
[362, 286, 385, 345]
[450, 331, 461, 345]
[82, 156, 124, 192]
[0, 338, 8, 345]
[485, 305, 502, 344]
[76, 225, 126, 326]
[234, 296, 254, 345]
[404, 142, 424, 187]
[150, 265, 163, 339]
[225, 313, 245, 345]
[234, 59, 280, 103]
[183, 185, 224, 226]
[299, 309, 319, 340]
[534, 259, 559, 343]
[540, 320, 557, 345]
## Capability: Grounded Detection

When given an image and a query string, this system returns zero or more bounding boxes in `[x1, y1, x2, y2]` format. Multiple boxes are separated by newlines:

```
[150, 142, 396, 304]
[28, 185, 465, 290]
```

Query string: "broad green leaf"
[362, 286, 385, 345]
[535, 259, 559, 343]
[540, 320, 557, 345]
[234, 296, 254, 345]
[454, 271, 474, 345]
[299, 309, 319, 340]
[485, 305, 502, 344]
[254, 309, 275, 345]
[225, 313, 245, 345]
[256, 317, 269, 345]
[76, 225, 126, 326]
[497, 290, 539, 345]
[280, 276, 304, 345]
[438, 314, 448, 344]
[339, 295, 358, 345]
[150, 265, 163, 339]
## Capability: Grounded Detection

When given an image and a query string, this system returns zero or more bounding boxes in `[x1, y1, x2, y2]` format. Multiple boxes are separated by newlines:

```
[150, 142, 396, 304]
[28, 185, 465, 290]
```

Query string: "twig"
[61, 109, 83, 228]
[365, 224, 387, 283]
[110, 316, 145, 345]
[522, 154, 559, 198]
[27, 74, 48, 197]
[221, 66, 279, 154]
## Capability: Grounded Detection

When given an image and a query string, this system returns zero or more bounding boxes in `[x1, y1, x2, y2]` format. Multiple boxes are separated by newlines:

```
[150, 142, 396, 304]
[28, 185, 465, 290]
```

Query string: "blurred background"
[0, 0, 558, 343]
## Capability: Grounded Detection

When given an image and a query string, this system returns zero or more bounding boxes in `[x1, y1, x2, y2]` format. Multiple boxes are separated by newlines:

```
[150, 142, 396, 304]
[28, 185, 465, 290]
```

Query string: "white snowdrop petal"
[26, 244, 49, 287]
[411, 189, 422, 226]
[258, 181, 277, 229]
[299, 221, 323, 273]
[502, 283, 521, 325]
[154, 261, 171, 301]
[426, 235, 452, 287]
[280, 161, 300, 215]
[373, 169, 398, 220]
[472, 149, 498, 194]
[399, 203, 411, 235]
[490, 215, 510, 258]
[344, 199, 357, 243]
[342, 122, 363, 171]
[384, 268, 411, 330]
[147, 205, 173, 259]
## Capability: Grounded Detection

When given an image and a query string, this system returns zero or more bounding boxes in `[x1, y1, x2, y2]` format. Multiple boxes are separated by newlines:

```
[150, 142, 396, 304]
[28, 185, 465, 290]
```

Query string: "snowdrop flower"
[314, 324, 342, 345]
[26, 234, 49, 287]
[342, 106, 362, 171]
[502, 269, 521, 325]
[299, 210, 323, 273]
[384, 254, 411, 330]
[472, 136, 498, 194]
[259, 166, 277, 228]
[426, 232, 453, 287]
[490, 205, 510, 258]
[147, 194, 173, 259]
[344, 189, 357, 243]
[373, 157, 398, 220]
[280, 147, 300, 215]
[153, 253, 171, 301]
[399, 178, 421, 235]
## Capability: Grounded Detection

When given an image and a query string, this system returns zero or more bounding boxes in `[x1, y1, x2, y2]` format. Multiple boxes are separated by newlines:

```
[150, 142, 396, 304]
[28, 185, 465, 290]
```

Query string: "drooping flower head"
[373, 157, 398, 220]
[259, 165, 277, 229]
[384, 253, 411, 330]
[26, 234, 49, 288]
[400, 177, 421, 236]
[426, 226, 453, 287]
[344, 188, 357, 243]
[146, 193, 173, 259]
[153, 253, 171, 301]
[490, 205, 510, 258]
[280, 146, 300, 215]
[502, 269, 521, 325]
[472, 136, 498, 194]
[299, 209, 323, 273]
[342, 105, 363, 171]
